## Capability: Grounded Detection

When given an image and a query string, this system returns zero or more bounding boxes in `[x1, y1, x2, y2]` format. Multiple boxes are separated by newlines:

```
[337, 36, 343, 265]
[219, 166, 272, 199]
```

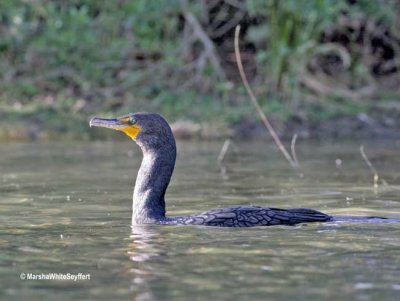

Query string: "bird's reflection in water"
[127, 225, 166, 300]
[128, 225, 162, 262]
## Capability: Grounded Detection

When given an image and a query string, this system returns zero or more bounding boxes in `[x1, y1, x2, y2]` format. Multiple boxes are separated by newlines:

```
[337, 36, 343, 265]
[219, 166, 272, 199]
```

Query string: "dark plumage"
[90, 112, 396, 227]
[171, 207, 330, 227]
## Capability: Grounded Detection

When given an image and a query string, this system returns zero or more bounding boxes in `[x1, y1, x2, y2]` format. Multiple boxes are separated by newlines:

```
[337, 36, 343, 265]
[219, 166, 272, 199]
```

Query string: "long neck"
[132, 141, 176, 224]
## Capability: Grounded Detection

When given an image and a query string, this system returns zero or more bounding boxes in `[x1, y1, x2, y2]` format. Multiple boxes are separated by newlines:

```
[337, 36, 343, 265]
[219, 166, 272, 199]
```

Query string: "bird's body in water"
[90, 112, 397, 227]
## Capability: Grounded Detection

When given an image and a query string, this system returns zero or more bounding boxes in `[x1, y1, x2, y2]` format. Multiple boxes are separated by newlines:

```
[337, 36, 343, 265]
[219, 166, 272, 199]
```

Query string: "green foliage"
[248, 0, 339, 94]
[0, 0, 184, 101]
[0, 0, 398, 139]
[247, 0, 399, 97]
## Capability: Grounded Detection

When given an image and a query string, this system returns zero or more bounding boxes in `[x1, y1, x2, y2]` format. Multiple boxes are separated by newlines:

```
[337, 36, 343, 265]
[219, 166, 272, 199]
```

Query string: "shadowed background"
[0, 0, 399, 140]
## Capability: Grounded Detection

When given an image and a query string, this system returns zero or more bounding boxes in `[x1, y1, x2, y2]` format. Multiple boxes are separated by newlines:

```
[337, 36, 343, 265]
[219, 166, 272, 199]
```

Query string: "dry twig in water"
[359, 145, 379, 189]
[217, 139, 232, 164]
[234, 25, 298, 168]
[290, 134, 299, 167]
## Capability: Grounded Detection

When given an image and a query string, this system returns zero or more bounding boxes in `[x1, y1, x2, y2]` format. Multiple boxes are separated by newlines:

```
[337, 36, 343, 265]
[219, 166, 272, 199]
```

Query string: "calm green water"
[1, 140, 400, 301]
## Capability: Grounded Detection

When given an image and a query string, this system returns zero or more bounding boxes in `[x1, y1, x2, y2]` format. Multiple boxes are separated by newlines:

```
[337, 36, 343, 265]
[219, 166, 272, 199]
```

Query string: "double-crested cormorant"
[90, 112, 395, 227]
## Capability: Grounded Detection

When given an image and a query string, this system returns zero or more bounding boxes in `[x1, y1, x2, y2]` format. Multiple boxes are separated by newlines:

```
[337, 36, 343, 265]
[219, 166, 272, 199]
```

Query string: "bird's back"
[168, 206, 332, 227]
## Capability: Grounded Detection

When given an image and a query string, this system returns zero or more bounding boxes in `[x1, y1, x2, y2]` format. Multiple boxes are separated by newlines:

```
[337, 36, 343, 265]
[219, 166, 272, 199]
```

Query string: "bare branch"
[183, 11, 227, 80]
[209, 9, 245, 38]
[234, 25, 298, 168]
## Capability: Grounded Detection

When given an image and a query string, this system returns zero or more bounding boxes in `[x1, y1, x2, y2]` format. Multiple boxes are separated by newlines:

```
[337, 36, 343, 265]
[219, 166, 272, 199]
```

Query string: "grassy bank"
[1, 91, 399, 141]
[0, 1, 399, 140]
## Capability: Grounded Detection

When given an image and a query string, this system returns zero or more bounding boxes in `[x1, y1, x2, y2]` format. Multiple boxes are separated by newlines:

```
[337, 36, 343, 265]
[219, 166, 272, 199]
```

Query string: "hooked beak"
[89, 117, 127, 130]
[89, 116, 141, 140]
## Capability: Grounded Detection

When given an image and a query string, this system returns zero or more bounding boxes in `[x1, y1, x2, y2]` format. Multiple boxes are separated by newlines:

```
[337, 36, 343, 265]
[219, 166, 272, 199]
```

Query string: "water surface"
[1, 139, 400, 300]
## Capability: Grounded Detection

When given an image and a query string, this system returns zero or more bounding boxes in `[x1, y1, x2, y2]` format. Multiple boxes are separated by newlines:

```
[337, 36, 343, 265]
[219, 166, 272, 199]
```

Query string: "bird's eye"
[129, 116, 137, 124]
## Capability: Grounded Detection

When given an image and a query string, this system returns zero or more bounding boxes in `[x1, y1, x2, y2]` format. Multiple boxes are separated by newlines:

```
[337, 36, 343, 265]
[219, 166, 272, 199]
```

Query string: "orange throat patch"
[120, 124, 141, 139]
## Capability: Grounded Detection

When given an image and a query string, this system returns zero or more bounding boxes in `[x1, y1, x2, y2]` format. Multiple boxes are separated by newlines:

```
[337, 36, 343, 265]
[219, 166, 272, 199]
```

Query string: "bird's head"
[89, 112, 175, 150]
